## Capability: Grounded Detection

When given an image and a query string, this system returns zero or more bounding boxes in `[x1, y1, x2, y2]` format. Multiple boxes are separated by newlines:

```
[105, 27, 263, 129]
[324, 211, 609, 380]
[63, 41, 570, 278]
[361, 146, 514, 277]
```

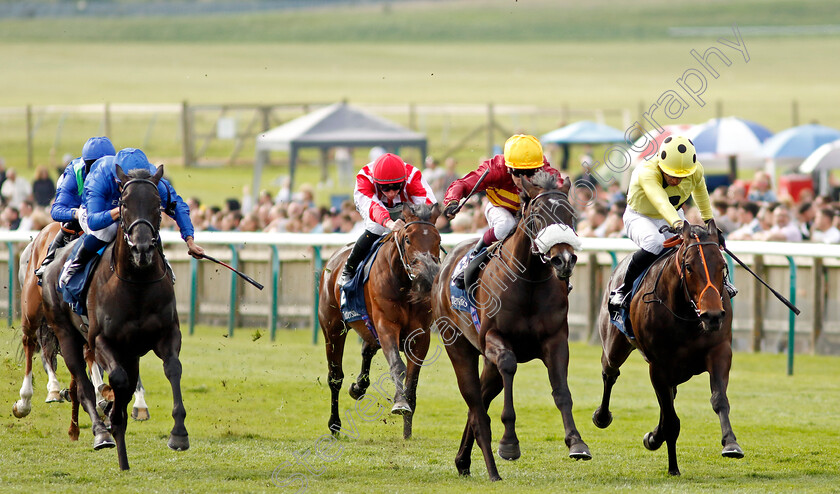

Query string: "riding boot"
[338, 230, 382, 287]
[609, 248, 659, 310]
[723, 279, 738, 298]
[58, 236, 99, 289]
[453, 237, 490, 290]
[35, 229, 71, 279]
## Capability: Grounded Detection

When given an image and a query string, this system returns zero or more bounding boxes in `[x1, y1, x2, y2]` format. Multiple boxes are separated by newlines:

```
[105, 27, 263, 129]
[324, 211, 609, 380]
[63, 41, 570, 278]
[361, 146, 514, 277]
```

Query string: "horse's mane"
[529, 170, 559, 191]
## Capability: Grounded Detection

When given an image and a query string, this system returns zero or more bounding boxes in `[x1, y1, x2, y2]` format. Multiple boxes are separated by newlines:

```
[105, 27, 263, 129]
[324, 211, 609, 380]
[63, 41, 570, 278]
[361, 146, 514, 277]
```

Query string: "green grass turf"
[1, 324, 839, 492]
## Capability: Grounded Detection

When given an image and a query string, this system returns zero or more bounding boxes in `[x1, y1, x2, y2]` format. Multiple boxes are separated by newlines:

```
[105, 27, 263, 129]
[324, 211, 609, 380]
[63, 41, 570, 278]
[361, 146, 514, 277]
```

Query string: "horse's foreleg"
[349, 339, 377, 401]
[401, 328, 429, 440]
[446, 340, 500, 481]
[96, 336, 134, 471]
[375, 326, 410, 415]
[543, 335, 591, 460]
[648, 370, 680, 476]
[131, 375, 150, 421]
[707, 345, 743, 459]
[593, 330, 633, 429]
[12, 332, 36, 418]
[484, 334, 521, 462]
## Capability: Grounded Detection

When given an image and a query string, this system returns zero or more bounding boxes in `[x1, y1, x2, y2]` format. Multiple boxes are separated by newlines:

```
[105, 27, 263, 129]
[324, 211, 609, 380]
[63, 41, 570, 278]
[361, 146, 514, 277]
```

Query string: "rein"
[393, 220, 438, 281]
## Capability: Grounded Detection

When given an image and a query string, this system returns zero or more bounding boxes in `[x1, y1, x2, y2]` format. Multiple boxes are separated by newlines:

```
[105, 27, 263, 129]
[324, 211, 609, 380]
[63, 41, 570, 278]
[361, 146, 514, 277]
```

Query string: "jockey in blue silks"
[58, 147, 205, 288]
[36, 136, 116, 279]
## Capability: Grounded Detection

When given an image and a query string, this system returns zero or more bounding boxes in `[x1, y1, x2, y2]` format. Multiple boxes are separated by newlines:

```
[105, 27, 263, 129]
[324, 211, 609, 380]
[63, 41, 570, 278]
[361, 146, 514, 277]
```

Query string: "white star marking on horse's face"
[423, 229, 429, 236]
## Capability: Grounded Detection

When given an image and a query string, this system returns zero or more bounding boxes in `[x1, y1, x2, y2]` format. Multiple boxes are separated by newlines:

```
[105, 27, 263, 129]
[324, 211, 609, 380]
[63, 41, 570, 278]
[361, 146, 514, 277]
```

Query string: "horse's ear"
[521, 175, 537, 198]
[152, 165, 164, 184]
[682, 221, 693, 240]
[706, 218, 717, 235]
[559, 175, 571, 195]
[401, 202, 416, 221]
[430, 203, 441, 223]
[115, 164, 127, 184]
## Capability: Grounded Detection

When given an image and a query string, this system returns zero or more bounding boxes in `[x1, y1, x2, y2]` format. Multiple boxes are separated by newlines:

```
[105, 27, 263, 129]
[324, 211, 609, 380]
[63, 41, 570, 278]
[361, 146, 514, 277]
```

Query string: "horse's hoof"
[100, 384, 114, 402]
[132, 407, 150, 421]
[592, 408, 613, 429]
[489, 474, 503, 482]
[12, 401, 31, 418]
[722, 443, 744, 459]
[498, 442, 521, 461]
[45, 390, 64, 403]
[59, 389, 71, 402]
[457, 468, 470, 477]
[643, 432, 661, 451]
[391, 402, 412, 415]
[93, 431, 116, 450]
[669, 469, 681, 476]
[168, 433, 190, 451]
[348, 383, 366, 400]
[569, 443, 592, 461]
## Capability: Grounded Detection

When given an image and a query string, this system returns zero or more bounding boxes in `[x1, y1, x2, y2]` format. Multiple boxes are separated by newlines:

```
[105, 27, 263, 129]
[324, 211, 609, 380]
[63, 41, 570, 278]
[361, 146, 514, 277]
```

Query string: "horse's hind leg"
[348, 339, 377, 400]
[646, 370, 681, 476]
[543, 335, 591, 460]
[593, 325, 634, 429]
[707, 345, 743, 459]
[323, 320, 348, 434]
[131, 375, 150, 421]
[68, 375, 80, 441]
[12, 329, 37, 418]
[42, 352, 63, 403]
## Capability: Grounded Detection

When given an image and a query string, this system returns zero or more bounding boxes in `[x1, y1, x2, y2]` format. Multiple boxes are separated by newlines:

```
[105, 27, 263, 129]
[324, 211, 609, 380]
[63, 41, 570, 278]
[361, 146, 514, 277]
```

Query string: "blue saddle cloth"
[448, 251, 482, 334]
[609, 248, 675, 339]
[340, 239, 387, 342]
[57, 241, 105, 316]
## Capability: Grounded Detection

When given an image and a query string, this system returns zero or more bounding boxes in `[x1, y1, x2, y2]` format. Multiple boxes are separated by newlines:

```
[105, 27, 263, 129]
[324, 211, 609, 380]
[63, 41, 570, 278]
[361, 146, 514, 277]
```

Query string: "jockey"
[35, 136, 115, 279]
[58, 148, 205, 288]
[608, 135, 737, 311]
[337, 152, 436, 287]
[443, 134, 563, 288]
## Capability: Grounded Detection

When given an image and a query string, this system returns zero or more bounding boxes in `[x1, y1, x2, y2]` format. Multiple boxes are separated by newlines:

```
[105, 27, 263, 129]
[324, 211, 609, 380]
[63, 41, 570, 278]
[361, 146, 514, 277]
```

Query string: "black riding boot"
[453, 237, 490, 290]
[609, 248, 659, 310]
[338, 230, 382, 287]
[35, 229, 72, 279]
[58, 240, 97, 289]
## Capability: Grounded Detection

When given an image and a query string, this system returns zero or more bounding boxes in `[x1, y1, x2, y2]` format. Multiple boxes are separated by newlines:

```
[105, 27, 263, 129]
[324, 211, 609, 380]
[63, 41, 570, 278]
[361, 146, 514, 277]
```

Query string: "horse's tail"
[408, 252, 441, 304]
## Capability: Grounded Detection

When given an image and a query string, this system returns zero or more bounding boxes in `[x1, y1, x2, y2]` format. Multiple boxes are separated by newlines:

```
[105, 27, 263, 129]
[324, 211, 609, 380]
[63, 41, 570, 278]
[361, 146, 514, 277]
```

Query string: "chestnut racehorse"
[319, 203, 441, 440]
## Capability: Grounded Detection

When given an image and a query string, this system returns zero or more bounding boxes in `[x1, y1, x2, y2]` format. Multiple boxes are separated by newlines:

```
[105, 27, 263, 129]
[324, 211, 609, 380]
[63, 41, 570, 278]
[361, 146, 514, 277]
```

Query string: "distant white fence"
[2, 231, 838, 360]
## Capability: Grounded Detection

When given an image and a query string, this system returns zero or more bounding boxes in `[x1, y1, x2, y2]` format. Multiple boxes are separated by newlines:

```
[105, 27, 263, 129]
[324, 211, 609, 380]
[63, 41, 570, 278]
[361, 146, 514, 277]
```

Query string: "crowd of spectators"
[3, 154, 840, 245]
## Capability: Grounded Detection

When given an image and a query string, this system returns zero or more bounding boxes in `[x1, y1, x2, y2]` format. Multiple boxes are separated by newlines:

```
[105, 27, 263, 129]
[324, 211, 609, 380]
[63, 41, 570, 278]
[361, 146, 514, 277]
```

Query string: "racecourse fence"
[2, 230, 840, 363]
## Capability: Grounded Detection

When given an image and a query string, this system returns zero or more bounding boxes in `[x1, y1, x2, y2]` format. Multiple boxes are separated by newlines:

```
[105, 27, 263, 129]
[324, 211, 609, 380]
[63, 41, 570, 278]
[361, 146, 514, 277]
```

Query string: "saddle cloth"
[339, 238, 387, 342]
[609, 248, 676, 339]
[57, 241, 106, 316]
[448, 250, 482, 334]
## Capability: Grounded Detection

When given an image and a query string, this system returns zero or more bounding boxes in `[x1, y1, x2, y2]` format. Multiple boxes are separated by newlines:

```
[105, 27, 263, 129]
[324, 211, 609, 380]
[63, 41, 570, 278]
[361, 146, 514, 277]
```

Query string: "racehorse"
[430, 172, 590, 481]
[41, 165, 187, 470]
[14, 223, 152, 429]
[593, 221, 743, 476]
[319, 203, 441, 440]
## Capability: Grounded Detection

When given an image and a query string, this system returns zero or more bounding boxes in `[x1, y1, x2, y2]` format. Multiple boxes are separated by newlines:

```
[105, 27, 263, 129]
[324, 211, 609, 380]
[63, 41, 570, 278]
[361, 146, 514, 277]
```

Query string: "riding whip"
[199, 253, 264, 290]
[723, 247, 800, 316]
[449, 168, 490, 216]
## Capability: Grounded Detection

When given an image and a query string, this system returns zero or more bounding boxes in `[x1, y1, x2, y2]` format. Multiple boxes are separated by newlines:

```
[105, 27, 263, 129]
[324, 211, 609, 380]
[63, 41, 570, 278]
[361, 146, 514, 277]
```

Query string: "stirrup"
[608, 288, 629, 310]
[337, 270, 353, 287]
[453, 270, 465, 290]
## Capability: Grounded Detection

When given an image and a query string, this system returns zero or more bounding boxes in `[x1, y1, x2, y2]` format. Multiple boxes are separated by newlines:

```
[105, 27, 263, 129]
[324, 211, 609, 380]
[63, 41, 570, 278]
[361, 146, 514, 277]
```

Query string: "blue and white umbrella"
[686, 117, 773, 157]
[760, 123, 840, 159]
[540, 120, 626, 145]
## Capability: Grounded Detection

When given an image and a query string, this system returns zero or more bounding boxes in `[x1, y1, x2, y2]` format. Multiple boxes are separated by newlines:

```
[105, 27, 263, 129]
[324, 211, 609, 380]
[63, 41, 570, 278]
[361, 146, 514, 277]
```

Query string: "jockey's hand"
[660, 221, 684, 235]
[185, 237, 205, 260]
[443, 200, 460, 219]
[387, 219, 405, 231]
[109, 207, 120, 221]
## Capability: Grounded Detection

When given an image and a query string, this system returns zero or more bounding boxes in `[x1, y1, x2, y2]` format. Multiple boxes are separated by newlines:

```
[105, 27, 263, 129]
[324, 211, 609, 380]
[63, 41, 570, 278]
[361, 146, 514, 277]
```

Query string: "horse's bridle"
[524, 190, 573, 263]
[393, 220, 439, 281]
[118, 178, 161, 247]
[676, 234, 724, 318]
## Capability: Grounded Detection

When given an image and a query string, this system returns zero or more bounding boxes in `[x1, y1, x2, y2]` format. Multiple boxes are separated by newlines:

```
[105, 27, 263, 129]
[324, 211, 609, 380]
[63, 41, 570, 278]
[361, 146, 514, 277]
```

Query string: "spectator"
[747, 171, 777, 204]
[726, 182, 747, 203]
[797, 202, 814, 241]
[32, 166, 56, 208]
[578, 202, 608, 237]
[754, 205, 802, 242]
[712, 200, 739, 234]
[18, 200, 34, 231]
[0, 157, 6, 191]
[238, 212, 261, 232]
[810, 208, 840, 243]
[438, 157, 460, 201]
[728, 201, 761, 240]
[1, 168, 32, 208]
[422, 155, 445, 194]
[2, 206, 21, 230]
[302, 207, 323, 233]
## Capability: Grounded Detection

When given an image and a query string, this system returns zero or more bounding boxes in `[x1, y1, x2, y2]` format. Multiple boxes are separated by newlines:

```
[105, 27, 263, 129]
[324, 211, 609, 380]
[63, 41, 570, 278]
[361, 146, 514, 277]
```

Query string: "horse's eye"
[405, 238, 411, 245]
[685, 265, 693, 274]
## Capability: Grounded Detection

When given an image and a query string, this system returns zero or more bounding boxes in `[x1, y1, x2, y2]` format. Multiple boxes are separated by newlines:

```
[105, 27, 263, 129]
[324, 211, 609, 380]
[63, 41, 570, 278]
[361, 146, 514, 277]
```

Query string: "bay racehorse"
[593, 221, 743, 475]
[41, 165, 187, 470]
[319, 203, 441, 440]
[14, 223, 152, 426]
[430, 172, 590, 481]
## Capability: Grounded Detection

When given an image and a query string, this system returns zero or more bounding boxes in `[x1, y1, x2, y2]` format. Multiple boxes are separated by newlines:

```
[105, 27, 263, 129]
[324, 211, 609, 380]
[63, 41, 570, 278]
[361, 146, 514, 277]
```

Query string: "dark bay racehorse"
[14, 223, 151, 428]
[319, 203, 441, 440]
[41, 165, 187, 470]
[431, 172, 590, 481]
[593, 221, 743, 476]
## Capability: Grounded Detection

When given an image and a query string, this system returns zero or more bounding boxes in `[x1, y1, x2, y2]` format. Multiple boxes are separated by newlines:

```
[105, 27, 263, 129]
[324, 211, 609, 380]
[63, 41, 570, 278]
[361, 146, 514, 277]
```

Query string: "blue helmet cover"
[114, 148, 154, 174]
[81, 136, 116, 161]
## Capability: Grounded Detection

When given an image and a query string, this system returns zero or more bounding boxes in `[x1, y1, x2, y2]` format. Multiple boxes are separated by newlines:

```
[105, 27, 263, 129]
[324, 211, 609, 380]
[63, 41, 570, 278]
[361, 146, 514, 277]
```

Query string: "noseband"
[393, 220, 439, 281]
[676, 234, 723, 317]
[119, 178, 161, 247]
